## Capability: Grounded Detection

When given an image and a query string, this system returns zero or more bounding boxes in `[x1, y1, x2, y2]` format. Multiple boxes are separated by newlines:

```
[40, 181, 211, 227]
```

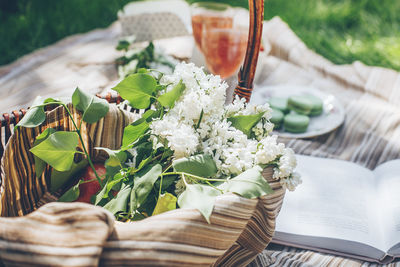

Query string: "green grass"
[1, 0, 400, 71]
[0, 0, 133, 65]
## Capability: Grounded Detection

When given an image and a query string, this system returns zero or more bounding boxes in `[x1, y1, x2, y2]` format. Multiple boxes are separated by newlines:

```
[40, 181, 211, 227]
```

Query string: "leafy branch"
[17, 68, 277, 224]
[17, 88, 109, 190]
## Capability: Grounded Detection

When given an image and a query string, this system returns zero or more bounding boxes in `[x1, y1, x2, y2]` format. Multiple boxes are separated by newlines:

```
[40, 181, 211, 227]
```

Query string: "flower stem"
[80, 174, 106, 185]
[181, 173, 188, 186]
[162, 163, 172, 173]
[205, 181, 224, 193]
[158, 174, 163, 197]
[62, 104, 103, 187]
[195, 109, 204, 129]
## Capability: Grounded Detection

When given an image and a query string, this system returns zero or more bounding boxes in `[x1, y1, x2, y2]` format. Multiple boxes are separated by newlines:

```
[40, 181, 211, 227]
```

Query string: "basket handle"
[233, 0, 264, 102]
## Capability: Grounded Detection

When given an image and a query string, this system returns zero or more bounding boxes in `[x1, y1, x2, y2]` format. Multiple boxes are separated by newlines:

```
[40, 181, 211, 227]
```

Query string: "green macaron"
[283, 113, 310, 133]
[305, 95, 323, 116]
[268, 97, 290, 114]
[287, 96, 313, 115]
[270, 108, 284, 129]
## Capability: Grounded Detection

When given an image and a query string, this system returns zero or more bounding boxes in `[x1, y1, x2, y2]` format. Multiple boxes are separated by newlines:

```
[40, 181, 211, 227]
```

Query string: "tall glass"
[201, 24, 248, 79]
[191, 2, 234, 51]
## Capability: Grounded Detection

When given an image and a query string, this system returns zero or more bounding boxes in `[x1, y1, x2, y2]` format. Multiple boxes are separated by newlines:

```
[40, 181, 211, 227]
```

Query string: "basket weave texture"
[0, 104, 285, 266]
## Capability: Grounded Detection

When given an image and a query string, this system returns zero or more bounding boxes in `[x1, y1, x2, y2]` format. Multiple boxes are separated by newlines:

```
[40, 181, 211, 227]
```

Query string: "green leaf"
[30, 131, 79, 172]
[72, 87, 109, 123]
[173, 154, 217, 178]
[136, 155, 152, 172]
[15, 96, 46, 129]
[94, 182, 109, 206]
[137, 68, 148, 74]
[112, 73, 157, 109]
[103, 181, 133, 214]
[157, 80, 185, 108]
[96, 147, 127, 167]
[58, 180, 84, 202]
[221, 167, 274, 198]
[106, 163, 122, 177]
[152, 193, 177, 216]
[122, 121, 149, 148]
[130, 164, 162, 212]
[134, 141, 153, 164]
[132, 109, 158, 126]
[116, 40, 130, 51]
[161, 148, 173, 161]
[177, 183, 221, 223]
[33, 128, 56, 178]
[94, 169, 126, 206]
[43, 97, 64, 104]
[155, 85, 166, 92]
[50, 159, 88, 193]
[96, 171, 127, 205]
[227, 113, 265, 137]
[155, 174, 176, 191]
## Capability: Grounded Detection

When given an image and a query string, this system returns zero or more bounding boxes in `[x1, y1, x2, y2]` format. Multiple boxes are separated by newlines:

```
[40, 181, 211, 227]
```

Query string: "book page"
[275, 155, 386, 251]
[373, 160, 400, 253]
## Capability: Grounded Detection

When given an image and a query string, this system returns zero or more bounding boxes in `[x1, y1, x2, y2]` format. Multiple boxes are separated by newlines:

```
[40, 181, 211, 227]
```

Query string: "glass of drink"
[191, 2, 234, 51]
[201, 24, 248, 79]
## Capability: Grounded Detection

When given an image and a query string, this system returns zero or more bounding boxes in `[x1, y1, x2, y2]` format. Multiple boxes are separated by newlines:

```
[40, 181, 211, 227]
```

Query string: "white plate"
[250, 85, 345, 139]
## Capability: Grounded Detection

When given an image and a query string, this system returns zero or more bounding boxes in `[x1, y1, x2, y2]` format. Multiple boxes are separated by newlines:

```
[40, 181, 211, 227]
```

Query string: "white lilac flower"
[160, 62, 227, 126]
[150, 62, 298, 187]
[280, 172, 302, 191]
[273, 148, 297, 179]
[174, 90, 204, 123]
[166, 124, 199, 158]
[201, 119, 257, 176]
[150, 116, 177, 138]
[255, 135, 285, 165]
[150, 115, 199, 159]
[253, 121, 264, 140]
[263, 121, 274, 134]
[225, 95, 247, 117]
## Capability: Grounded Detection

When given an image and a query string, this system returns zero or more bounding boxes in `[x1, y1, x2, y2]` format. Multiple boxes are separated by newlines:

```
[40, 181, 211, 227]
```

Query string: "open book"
[273, 155, 400, 264]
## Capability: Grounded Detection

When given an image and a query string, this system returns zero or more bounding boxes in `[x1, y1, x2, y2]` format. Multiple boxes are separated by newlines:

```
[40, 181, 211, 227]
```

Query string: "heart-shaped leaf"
[43, 97, 66, 104]
[94, 182, 109, 206]
[50, 159, 88, 193]
[173, 154, 217, 178]
[130, 164, 162, 212]
[131, 109, 159, 126]
[30, 131, 79, 172]
[103, 181, 133, 214]
[95, 147, 127, 167]
[178, 183, 221, 223]
[33, 128, 56, 178]
[157, 80, 185, 108]
[227, 112, 265, 137]
[220, 166, 274, 198]
[15, 96, 46, 129]
[112, 73, 157, 109]
[122, 121, 149, 148]
[58, 180, 84, 202]
[72, 87, 109, 123]
[152, 193, 177, 216]
[97, 171, 127, 205]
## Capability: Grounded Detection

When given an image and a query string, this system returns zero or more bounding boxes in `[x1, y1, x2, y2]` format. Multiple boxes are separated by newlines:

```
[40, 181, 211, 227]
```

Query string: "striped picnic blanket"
[250, 17, 400, 267]
[0, 15, 399, 266]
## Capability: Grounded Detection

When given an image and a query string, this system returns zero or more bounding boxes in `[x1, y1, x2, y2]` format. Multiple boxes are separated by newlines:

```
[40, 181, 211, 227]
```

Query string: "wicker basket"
[0, 1, 286, 266]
